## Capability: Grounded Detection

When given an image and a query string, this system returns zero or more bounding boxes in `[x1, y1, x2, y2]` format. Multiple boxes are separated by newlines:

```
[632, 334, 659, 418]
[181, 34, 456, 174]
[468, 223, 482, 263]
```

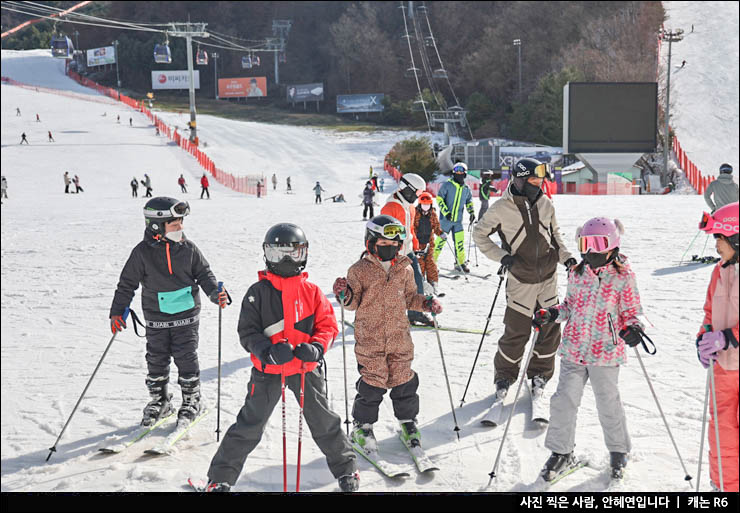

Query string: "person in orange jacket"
[380, 173, 432, 326]
[695, 202, 739, 492]
[200, 173, 210, 199]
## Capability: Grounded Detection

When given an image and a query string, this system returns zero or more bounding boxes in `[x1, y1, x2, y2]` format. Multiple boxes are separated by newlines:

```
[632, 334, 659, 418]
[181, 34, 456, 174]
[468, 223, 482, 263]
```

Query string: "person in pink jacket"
[533, 217, 647, 482]
[695, 202, 739, 492]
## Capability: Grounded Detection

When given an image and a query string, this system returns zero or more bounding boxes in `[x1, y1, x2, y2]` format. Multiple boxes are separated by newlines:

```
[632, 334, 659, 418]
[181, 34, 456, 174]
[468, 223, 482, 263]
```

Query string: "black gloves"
[254, 339, 294, 366]
[294, 342, 324, 362]
[533, 307, 559, 327]
[500, 254, 516, 271]
[564, 258, 578, 271]
[444, 212, 452, 222]
[469, 213, 475, 223]
[619, 325, 644, 348]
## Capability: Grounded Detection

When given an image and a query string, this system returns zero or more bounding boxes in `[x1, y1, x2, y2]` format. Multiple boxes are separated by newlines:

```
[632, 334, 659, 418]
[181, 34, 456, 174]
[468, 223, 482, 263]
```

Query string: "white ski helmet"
[399, 173, 426, 203]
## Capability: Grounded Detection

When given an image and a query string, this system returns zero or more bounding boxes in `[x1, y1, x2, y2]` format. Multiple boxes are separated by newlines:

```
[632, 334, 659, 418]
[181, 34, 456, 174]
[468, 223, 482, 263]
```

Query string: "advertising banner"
[336, 93, 384, 113]
[151, 70, 201, 90]
[218, 77, 267, 98]
[86, 46, 116, 67]
[287, 82, 324, 102]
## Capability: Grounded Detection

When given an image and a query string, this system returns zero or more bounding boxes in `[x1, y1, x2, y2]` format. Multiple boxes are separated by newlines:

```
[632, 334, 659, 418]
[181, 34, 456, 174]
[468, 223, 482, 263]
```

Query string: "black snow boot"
[205, 482, 231, 492]
[142, 375, 175, 427]
[177, 375, 202, 423]
[400, 419, 422, 448]
[494, 378, 510, 401]
[338, 472, 360, 492]
[541, 452, 578, 482]
[609, 452, 628, 479]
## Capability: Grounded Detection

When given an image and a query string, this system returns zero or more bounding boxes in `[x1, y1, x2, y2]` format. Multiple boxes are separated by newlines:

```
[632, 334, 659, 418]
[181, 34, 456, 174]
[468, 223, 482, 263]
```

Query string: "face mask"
[421, 204, 431, 212]
[268, 257, 304, 277]
[165, 230, 184, 242]
[375, 244, 400, 262]
[453, 174, 466, 185]
[522, 181, 542, 204]
[582, 252, 610, 269]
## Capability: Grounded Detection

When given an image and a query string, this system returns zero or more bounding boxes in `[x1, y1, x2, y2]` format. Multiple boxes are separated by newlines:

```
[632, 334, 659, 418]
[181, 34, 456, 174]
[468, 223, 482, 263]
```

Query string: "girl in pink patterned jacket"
[533, 218, 646, 483]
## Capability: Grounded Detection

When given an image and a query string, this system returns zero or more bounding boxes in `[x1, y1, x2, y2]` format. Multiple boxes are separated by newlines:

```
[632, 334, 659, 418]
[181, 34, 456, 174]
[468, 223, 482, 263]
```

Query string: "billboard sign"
[86, 46, 116, 67]
[336, 94, 384, 113]
[218, 77, 267, 98]
[151, 70, 201, 90]
[497, 146, 563, 170]
[287, 82, 324, 102]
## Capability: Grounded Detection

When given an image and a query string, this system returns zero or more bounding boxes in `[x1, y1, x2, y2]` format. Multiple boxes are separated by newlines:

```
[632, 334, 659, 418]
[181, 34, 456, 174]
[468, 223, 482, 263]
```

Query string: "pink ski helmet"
[699, 202, 739, 238]
[575, 217, 625, 254]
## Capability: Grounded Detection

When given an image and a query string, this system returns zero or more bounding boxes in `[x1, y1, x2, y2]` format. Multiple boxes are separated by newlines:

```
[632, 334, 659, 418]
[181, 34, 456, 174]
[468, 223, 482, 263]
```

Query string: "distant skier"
[64, 172, 72, 194]
[271, 173, 277, 190]
[117, 115, 120, 124]
[48, 131, 55, 142]
[73, 174, 84, 193]
[131, 176, 139, 198]
[200, 173, 210, 199]
[109, 197, 228, 430]
[286, 176, 292, 192]
[204, 223, 359, 493]
[694, 202, 739, 492]
[130, 117, 133, 127]
[681, 60, 686, 69]
[478, 169, 498, 219]
[333, 215, 442, 461]
[534, 217, 646, 483]
[155, 126, 160, 136]
[20, 132, 29, 145]
[379, 177, 385, 193]
[36, 113, 41, 122]
[371, 173, 379, 191]
[313, 181, 326, 204]
[414, 192, 445, 295]
[256, 180, 263, 198]
[16, 107, 21, 116]
[1, 176, 8, 199]
[178, 174, 188, 194]
[330, 193, 346, 202]
[141, 174, 153, 197]
[362, 181, 375, 220]
[704, 163, 739, 213]
[433, 162, 475, 273]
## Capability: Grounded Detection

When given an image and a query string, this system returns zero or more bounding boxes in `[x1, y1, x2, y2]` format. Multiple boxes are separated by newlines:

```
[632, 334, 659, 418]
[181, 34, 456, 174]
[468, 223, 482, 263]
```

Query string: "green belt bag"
[158, 286, 195, 315]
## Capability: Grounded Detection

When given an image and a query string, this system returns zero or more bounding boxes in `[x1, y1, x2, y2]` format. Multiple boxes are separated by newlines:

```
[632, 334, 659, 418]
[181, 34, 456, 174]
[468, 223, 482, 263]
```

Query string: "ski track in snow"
[1, 35, 734, 493]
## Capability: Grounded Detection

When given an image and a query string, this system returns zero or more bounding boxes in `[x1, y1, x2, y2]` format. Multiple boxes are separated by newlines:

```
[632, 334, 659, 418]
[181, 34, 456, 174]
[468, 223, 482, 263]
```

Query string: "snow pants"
[478, 198, 489, 220]
[417, 244, 439, 283]
[363, 203, 374, 219]
[207, 367, 357, 486]
[353, 372, 420, 424]
[494, 273, 560, 383]
[433, 218, 466, 266]
[708, 364, 739, 491]
[545, 359, 631, 455]
[145, 323, 200, 380]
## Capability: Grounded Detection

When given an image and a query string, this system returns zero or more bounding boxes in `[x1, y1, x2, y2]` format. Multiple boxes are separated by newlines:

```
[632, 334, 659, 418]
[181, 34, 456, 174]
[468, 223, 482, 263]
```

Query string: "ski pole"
[468, 222, 479, 267]
[281, 365, 287, 493]
[632, 346, 692, 483]
[296, 363, 307, 492]
[488, 326, 540, 485]
[678, 229, 701, 264]
[428, 298, 461, 440]
[708, 357, 724, 491]
[460, 266, 506, 407]
[339, 292, 351, 436]
[47, 307, 130, 462]
[216, 281, 223, 442]
[696, 364, 710, 492]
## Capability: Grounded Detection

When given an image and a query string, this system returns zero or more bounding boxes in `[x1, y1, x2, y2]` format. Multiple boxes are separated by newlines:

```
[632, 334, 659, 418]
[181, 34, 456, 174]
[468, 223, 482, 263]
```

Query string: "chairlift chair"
[153, 43, 172, 64]
[412, 99, 429, 112]
[404, 67, 421, 79]
[432, 68, 448, 79]
[196, 49, 208, 65]
[252, 55, 260, 67]
[51, 35, 74, 59]
[241, 55, 253, 69]
[425, 36, 436, 48]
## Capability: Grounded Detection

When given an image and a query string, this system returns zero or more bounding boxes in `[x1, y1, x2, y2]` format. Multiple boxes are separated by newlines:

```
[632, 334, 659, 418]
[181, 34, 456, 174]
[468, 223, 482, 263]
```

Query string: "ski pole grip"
[122, 307, 130, 323]
[218, 281, 223, 293]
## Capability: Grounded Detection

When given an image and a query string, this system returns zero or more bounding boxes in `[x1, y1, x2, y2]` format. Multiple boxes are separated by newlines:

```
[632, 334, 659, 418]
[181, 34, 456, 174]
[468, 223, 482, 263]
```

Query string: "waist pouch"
[157, 286, 195, 315]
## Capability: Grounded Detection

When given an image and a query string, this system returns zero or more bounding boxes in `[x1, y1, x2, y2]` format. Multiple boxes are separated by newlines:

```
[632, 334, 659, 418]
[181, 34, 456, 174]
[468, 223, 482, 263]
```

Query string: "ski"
[537, 458, 589, 490]
[98, 412, 175, 454]
[439, 274, 461, 281]
[441, 269, 492, 280]
[351, 443, 412, 479]
[143, 408, 209, 456]
[188, 478, 208, 492]
[399, 435, 439, 473]
[480, 397, 505, 427]
[530, 383, 549, 425]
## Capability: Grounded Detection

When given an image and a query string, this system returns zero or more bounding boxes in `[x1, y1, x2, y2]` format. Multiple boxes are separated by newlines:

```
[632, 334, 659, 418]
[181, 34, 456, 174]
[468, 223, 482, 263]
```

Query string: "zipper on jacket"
[294, 299, 299, 325]
[524, 201, 533, 224]
[165, 242, 173, 275]
[607, 313, 618, 346]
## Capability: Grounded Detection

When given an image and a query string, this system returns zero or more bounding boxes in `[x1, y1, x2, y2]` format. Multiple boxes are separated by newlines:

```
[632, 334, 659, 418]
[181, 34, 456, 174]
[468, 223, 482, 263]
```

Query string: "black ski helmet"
[143, 197, 190, 236]
[365, 215, 406, 258]
[719, 163, 733, 174]
[512, 157, 550, 189]
[263, 223, 309, 277]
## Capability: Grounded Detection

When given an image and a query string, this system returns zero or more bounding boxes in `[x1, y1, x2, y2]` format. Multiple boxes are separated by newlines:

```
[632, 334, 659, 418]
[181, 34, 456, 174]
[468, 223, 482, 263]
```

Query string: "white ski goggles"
[143, 201, 190, 219]
[263, 243, 308, 263]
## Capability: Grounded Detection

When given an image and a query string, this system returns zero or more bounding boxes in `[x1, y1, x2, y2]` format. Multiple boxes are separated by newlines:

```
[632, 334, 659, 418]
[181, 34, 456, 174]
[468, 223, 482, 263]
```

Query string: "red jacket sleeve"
[311, 285, 339, 353]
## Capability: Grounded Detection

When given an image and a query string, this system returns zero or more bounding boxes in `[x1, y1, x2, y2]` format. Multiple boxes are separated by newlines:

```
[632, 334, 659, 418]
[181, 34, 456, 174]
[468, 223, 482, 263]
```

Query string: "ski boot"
[541, 452, 578, 482]
[351, 421, 377, 452]
[400, 419, 422, 449]
[609, 452, 628, 480]
[531, 375, 546, 398]
[205, 481, 231, 492]
[142, 375, 175, 427]
[494, 378, 510, 401]
[455, 262, 471, 274]
[408, 310, 434, 327]
[177, 375, 202, 424]
[338, 472, 360, 492]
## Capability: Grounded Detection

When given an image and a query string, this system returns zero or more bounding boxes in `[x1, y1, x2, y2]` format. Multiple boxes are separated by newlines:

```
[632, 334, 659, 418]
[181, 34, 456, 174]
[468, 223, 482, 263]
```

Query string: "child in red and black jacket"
[205, 223, 358, 493]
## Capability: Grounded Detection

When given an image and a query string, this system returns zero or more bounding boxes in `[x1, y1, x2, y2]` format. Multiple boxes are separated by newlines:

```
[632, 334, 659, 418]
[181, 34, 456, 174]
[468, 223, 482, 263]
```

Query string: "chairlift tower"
[660, 27, 683, 186]
[271, 19, 292, 85]
[168, 22, 209, 144]
[428, 106, 468, 146]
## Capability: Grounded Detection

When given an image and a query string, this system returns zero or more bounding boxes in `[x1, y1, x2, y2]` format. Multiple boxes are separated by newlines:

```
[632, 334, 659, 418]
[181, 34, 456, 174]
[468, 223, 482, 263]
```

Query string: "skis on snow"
[143, 408, 209, 456]
[399, 435, 439, 473]
[480, 382, 548, 428]
[351, 442, 412, 479]
[98, 412, 176, 454]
